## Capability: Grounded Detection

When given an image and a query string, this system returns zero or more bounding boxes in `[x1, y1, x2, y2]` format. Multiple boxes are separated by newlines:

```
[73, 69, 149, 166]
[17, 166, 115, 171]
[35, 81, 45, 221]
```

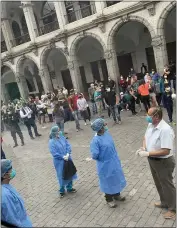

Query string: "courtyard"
[2, 108, 176, 227]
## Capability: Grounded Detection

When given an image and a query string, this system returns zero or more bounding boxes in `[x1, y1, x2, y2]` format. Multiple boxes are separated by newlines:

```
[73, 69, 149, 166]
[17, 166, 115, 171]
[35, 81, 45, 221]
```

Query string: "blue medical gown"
[90, 132, 126, 194]
[1, 184, 32, 227]
[49, 136, 77, 187]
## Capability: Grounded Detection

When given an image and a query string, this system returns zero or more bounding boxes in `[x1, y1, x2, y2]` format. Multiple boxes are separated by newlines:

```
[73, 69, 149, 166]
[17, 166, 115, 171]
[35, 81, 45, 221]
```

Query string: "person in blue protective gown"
[1, 159, 32, 227]
[90, 118, 127, 208]
[48, 125, 77, 198]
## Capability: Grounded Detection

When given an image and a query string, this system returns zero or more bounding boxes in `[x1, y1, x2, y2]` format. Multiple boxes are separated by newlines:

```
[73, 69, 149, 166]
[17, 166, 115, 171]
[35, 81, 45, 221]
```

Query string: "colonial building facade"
[1, 1, 176, 102]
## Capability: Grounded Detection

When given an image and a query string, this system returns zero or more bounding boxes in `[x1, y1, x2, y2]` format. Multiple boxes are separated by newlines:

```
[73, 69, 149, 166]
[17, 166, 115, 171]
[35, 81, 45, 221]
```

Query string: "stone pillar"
[54, 1, 67, 29]
[98, 61, 104, 81]
[94, 1, 106, 13]
[105, 50, 120, 93]
[152, 36, 168, 75]
[1, 18, 15, 50]
[16, 73, 29, 100]
[39, 68, 53, 93]
[68, 60, 82, 92]
[21, 1, 39, 41]
[1, 79, 10, 104]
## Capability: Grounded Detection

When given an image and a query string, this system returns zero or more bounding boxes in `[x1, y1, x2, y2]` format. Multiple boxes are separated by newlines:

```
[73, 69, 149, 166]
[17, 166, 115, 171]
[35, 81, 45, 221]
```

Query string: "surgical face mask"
[106, 88, 110, 92]
[10, 169, 16, 179]
[104, 126, 108, 132]
[146, 116, 153, 123]
[152, 71, 155, 74]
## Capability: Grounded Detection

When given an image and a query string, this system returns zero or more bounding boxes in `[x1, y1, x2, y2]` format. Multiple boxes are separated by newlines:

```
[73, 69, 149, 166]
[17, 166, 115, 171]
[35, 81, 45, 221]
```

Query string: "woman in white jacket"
[77, 93, 90, 125]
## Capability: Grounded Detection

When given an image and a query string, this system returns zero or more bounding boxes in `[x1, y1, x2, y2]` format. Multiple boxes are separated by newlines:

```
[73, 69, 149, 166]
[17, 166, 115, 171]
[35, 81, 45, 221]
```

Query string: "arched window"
[12, 21, 21, 38]
[21, 15, 29, 35]
[42, 1, 57, 25]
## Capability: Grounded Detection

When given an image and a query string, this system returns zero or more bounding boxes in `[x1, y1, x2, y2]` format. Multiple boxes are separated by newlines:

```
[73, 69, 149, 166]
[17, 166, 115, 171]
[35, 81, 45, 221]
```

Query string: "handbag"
[63, 160, 77, 180]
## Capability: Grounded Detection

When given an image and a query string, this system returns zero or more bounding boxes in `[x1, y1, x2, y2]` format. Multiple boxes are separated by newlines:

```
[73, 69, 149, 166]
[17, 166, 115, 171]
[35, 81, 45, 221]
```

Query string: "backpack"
[154, 81, 161, 94]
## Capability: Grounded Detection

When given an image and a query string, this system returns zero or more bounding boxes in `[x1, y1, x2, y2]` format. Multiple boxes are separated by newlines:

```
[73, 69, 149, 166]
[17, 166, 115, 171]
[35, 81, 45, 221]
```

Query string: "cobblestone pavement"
[2, 107, 176, 227]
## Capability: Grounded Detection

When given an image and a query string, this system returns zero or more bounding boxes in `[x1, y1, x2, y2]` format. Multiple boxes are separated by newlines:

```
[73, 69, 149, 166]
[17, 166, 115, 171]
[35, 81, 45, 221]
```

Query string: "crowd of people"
[1, 61, 176, 226]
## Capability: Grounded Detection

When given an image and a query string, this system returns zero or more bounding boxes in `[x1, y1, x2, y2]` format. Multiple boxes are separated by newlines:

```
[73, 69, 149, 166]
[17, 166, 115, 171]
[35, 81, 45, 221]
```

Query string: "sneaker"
[21, 142, 25, 146]
[85, 123, 87, 126]
[60, 193, 65, 198]
[114, 195, 126, 201]
[42, 126, 46, 129]
[30, 136, 35, 140]
[13, 144, 18, 148]
[118, 121, 122, 125]
[107, 201, 117, 208]
[154, 202, 168, 209]
[36, 134, 42, 137]
[67, 188, 77, 193]
[76, 129, 79, 132]
[172, 121, 176, 126]
[163, 210, 176, 219]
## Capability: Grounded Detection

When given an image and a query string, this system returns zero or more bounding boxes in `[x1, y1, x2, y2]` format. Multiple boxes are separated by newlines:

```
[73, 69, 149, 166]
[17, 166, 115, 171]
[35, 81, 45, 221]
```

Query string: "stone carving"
[39, 70, 45, 78]
[49, 39, 56, 49]
[98, 23, 106, 33]
[55, 29, 68, 46]
[104, 51, 112, 60]
[28, 43, 38, 56]
[151, 36, 162, 48]
[121, 14, 129, 23]
[68, 61, 74, 70]
[6, 53, 14, 64]
[146, 3, 156, 16]
[63, 47, 69, 56]
[93, 14, 106, 33]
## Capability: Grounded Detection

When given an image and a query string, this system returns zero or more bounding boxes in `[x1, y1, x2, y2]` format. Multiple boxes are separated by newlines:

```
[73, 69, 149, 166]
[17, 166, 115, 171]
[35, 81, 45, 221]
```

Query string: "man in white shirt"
[136, 107, 176, 219]
[20, 102, 41, 139]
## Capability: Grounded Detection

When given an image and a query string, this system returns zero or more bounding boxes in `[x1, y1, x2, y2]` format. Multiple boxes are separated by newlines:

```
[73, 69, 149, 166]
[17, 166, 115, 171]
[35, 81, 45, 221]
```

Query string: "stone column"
[1, 18, 15, 50]
[21, 1, 39, 41]
[68, 60, 82, 92]
[105, 50, 120, 93]
[94, 1, 106, 13]
[39, 68, 53, 93]
[98, 61, 104, 81]
[16, 73, 29, 100]
[152, 36, 168, 75]
[1, 79, 10, 104]
[54, 1, 67, 29]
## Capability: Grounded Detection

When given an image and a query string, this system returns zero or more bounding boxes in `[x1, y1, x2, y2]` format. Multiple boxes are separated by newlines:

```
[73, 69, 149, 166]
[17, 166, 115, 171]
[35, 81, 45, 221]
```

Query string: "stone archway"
[1, 65, 20, 102]
[40, 46, 72, 92]
[157, 2, 176, 63]
[69, 32, 108, 92]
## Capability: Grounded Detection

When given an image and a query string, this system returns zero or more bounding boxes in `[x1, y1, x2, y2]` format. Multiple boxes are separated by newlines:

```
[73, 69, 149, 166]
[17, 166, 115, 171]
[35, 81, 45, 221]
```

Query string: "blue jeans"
[72, 110, 80, 130]
[56, 120, 64, 133]
[109, 105, 121, 122]
[91, 102, 97, 114]
[60, 181, 73, 193]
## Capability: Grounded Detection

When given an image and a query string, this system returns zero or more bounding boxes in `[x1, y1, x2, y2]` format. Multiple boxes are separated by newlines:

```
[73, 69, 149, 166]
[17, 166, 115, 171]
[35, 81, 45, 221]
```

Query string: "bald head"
[148, 107, 163, 120]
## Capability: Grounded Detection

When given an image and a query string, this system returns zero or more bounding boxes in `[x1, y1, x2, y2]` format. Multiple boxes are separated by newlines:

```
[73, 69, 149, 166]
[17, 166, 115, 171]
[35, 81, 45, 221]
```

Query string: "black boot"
[35, 133, 42, 137]
[13, 144, 18, 148]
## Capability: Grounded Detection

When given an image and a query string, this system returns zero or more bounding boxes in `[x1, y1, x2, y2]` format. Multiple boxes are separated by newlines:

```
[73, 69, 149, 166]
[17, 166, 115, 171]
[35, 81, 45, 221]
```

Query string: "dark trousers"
[156, 93, 162, 106]
[80, 110, 90, 122]
[141, 95, 151, 112]
[129, 97, 136, 114]
[1, 146, 6, 159]
[148, 156, 176, 211]
[163, 95, 173, 122]
[25, 118, 38, 138]
[48, 114, 53, 122]
[87, 106, 91, 118]
[64, 108, 74, 122]
[10, 123, 24, 145]
[105, 193, 120, 202]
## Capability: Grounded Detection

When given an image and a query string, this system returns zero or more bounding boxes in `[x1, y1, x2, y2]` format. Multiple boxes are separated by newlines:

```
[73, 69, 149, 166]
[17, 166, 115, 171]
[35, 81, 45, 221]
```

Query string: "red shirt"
[68, 95, 78, 111]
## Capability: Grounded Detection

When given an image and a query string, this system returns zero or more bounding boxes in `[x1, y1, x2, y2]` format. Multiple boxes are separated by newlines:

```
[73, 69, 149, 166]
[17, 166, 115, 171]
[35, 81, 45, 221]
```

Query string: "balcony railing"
[39, 20, 59, 35]
[65, 3, 96, 24]
[1, 41, 7, 53]
[12, 33, 30, 46]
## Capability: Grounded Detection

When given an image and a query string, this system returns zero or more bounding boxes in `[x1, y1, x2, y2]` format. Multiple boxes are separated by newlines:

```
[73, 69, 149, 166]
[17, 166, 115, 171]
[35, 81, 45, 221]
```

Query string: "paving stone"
[2, 110, 175, 227]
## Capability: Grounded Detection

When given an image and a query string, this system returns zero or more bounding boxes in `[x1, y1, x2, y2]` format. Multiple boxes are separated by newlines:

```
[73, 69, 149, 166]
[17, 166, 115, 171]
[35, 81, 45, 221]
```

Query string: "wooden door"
[145, 47, 156, 72]
[90, 61, 101, 82]
[61, 69, 73, 91]
[117, 53, 133, 77]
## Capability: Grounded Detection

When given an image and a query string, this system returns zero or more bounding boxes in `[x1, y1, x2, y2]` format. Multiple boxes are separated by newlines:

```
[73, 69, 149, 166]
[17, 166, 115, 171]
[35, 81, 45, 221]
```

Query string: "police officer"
[3, 104, 24, 148]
